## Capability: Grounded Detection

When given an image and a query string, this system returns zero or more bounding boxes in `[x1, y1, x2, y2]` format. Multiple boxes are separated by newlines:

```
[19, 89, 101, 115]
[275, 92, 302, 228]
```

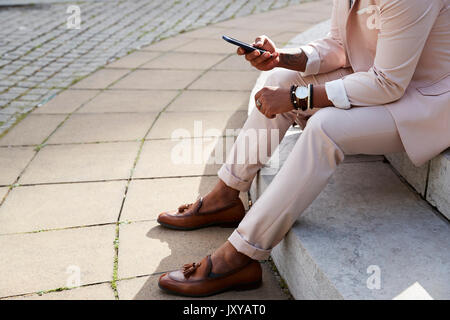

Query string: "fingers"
[238, 35, 267, 57]
[244, 49, 261, 62]
[260, 54, 279, 70]
[254, 86, 269, 103]
[252, 50, 278, 67]
[254, 88, 264, 114]
[255, 86, 278, 119]
[254, 88, 273, 118]
[254, 89, 263, 114]
[253, 35, 267, 48]
[262, 106, 275, 119]
[246, 50, 277, 68]
[237, 35, 277, 71]
[252, 51, 272, 65]
[251, 53, 278, 70]
[238, 47, 263, 59]
[260, 105, 270, 118]
[254, 88, 263, 101]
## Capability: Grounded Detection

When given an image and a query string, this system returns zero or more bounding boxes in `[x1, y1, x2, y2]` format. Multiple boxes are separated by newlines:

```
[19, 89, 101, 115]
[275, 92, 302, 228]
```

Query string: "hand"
[237, 35, 280, 71]
[254, 86, 292, 119]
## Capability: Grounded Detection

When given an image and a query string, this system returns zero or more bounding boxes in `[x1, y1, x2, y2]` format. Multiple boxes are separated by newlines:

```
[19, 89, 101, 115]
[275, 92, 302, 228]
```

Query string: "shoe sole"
[157, 219, 240, 231]
[158, 279, 262, 298]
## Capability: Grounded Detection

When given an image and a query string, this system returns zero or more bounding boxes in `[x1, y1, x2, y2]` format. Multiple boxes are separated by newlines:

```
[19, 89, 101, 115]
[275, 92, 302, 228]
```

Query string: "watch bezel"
[295, 86, 308, 99]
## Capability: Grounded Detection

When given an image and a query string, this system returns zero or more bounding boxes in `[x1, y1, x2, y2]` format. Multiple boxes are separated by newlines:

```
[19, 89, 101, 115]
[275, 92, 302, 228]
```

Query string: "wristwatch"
[294, 84, 313, 111]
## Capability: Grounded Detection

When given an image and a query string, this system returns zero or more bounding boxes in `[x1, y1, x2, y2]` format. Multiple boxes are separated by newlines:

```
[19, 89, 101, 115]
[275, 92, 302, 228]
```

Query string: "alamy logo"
[170, 121, 280, 174]
[66, 265, 81, 288]
[67, 5, 81, 29]
[357, 5, 381, 30]
[366, 265, 381, 290]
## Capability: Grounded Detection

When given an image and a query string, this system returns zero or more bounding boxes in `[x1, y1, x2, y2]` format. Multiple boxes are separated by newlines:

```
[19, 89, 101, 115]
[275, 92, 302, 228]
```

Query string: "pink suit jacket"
[308, 0, 450, 166]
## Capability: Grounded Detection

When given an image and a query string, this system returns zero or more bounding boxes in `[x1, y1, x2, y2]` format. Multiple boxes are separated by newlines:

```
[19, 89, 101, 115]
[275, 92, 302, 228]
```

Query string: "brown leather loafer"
[158, 255, 262, 297]
[157, 197, 245, 230]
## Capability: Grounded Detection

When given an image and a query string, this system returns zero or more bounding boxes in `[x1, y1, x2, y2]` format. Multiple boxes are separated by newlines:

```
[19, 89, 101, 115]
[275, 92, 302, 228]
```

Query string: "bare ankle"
[225, 242, 251, 264]
[212, 241, 252, 274]
[215, 180, 239, 201]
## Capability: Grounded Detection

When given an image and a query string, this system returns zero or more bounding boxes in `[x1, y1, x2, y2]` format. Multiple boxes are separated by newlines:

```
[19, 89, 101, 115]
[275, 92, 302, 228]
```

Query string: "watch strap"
[290, 85, 300, 110]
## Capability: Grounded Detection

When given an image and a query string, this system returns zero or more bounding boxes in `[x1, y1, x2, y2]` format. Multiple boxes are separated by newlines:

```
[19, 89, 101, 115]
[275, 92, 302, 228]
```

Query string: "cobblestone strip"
[0, 0, 310, 135]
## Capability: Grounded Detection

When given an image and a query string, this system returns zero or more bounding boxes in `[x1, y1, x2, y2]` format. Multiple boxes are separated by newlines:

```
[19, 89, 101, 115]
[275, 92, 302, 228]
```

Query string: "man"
[157, 0, 450, 297]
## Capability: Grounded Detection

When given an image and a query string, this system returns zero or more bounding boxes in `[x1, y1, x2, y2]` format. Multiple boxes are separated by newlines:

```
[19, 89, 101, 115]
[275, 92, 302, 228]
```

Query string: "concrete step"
[386, 149, 450, 220]
[250, 130, 450, 299]
[248, 21, 450, 300]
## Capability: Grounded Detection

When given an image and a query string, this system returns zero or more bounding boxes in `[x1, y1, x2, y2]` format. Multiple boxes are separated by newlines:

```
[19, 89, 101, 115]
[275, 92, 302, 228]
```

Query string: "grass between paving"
[108, 53, 224, 298]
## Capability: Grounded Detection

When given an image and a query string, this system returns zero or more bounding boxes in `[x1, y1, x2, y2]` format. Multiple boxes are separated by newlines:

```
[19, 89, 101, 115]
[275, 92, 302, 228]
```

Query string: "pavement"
[0, 0, 334, 299]
[0, 0, 310, 135]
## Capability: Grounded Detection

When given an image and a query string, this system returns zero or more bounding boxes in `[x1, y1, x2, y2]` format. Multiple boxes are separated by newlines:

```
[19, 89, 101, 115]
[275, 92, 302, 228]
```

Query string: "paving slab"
[141, 37, 192, 52]
[116, 263, 288, 300]
[0, 225, 116, 297]
[19, 142, 140, 184]
[5, 283, 115, 300]
[0, 147, 35, 186]
[106, 51, 162, 69]
[215, 16, 311, 33]
[142, 52, 227, 70]
[34, 90, 101, 114]
[133, 138, 229, 179]
[188, 70, 259, 91]
[0, 115, 65, 146]
[73, 69, 129, 90]
[118, 220, 233, 279]
[271, 31, 304, 45]
[111, 69, 203, 90]
[121, 176, 248, 222]
[213, 54, 257, 71]
[0, 187, 8, 202]
[179, 26, 263, 42]
[47, 113, 158, 144]
[167, 90, 250, 112]
[175, 38, 232, 54]
[177, 26, 229, 39]
[0, 181, 126, 234]
[77, 90, 178, 114]
[286, 0, 334, 14]
[264, 7, 333, 23]
[148, 111, 246, 139]
[228, 0, 334, 26]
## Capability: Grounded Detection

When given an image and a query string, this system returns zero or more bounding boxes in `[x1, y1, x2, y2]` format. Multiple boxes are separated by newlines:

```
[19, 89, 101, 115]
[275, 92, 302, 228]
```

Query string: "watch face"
[295, 86, 308, 99]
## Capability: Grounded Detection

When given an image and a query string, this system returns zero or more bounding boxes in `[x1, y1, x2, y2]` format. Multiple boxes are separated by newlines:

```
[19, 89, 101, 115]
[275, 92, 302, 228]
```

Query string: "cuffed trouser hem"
[228, 229, 272, 260]
[218, 165, 252, 192]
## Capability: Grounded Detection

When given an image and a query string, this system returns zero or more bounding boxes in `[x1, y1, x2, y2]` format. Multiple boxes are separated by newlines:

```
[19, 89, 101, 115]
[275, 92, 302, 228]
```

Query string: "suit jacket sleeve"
[343, 0, 442, 106]
[306, 0, 350, 74]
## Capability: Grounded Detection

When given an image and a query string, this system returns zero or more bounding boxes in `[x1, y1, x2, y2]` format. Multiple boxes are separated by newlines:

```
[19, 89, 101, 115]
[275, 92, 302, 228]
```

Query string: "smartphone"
[222, 35, 268, 54]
